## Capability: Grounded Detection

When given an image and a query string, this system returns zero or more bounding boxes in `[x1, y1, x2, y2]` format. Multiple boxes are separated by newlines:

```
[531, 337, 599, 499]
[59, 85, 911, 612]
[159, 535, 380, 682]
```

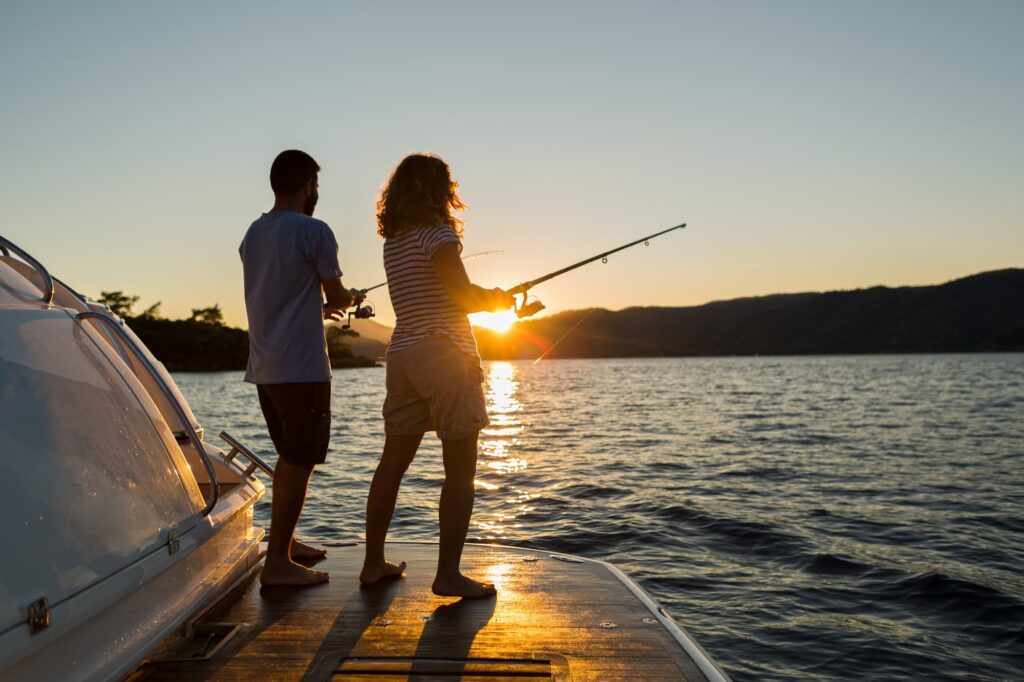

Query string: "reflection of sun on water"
[470, 309, 519, 333]
[474, 361, 536, 540]
[483, 361, 521, 419]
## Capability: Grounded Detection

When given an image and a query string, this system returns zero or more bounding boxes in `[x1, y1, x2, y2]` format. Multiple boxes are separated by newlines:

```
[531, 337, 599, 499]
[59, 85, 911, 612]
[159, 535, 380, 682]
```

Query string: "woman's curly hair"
[377, 153, 465, 239]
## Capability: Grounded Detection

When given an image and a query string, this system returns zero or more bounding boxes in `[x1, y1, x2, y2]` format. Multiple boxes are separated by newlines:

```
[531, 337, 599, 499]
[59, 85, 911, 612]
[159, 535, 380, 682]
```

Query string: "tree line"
[97, 291, 376, 371]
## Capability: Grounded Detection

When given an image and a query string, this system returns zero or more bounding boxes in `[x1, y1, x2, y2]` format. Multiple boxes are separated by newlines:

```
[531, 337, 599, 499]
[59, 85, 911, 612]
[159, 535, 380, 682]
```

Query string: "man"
[240, 149, 363, 587]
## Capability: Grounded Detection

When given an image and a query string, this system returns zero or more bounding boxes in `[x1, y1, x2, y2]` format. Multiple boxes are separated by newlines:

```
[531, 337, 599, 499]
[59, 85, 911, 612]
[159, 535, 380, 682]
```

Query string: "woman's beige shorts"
[382, 333, 489, 440]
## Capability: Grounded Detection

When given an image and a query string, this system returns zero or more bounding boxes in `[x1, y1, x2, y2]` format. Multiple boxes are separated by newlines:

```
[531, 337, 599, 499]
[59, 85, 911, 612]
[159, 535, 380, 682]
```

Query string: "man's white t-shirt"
[239, 210, 343, 384]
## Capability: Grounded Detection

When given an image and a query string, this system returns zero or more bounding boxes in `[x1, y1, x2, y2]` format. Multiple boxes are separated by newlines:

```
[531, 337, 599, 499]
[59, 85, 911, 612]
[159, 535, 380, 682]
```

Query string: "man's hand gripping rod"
[507, 223, 686, 318]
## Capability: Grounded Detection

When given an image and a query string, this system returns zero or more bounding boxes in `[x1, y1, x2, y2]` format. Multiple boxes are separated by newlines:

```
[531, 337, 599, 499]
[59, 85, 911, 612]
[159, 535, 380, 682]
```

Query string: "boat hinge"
[27, 597, 50, 635]
[167, 529, 181, 555]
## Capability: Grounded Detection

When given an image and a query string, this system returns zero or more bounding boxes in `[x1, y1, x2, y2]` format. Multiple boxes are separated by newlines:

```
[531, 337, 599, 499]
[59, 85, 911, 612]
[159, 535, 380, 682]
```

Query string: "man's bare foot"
[291, 538, 327, 561]
[431, 573, 497, 599]
[359, 559, 407, 585]
[260, 557, 330, 587]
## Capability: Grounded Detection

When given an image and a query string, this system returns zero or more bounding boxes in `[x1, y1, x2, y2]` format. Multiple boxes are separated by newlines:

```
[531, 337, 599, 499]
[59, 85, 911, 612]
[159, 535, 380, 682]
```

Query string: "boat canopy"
[0, 258, 205, 634]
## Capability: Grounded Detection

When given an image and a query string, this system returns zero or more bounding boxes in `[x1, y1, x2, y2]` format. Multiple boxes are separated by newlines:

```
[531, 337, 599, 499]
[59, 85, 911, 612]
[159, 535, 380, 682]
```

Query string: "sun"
[470, 309, 519, 334]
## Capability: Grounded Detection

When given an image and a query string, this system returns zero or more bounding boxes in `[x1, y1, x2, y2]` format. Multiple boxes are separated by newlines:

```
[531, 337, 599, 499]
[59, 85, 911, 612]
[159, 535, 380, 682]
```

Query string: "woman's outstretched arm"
[432, 242, 514, 313]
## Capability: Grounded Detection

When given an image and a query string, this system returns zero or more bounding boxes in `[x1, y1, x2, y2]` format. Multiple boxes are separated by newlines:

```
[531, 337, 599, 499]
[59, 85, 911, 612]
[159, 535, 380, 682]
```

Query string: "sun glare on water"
[470, 309, 519, 333]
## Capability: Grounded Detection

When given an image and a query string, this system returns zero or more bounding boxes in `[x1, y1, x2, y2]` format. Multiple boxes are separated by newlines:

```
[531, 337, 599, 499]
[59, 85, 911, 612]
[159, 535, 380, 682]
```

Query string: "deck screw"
[599, 621, 618, 629]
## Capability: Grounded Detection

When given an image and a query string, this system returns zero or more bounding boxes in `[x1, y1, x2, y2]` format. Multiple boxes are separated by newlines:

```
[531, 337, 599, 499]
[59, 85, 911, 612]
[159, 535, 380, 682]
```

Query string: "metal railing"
[77, 311, 220, 516]
[53, 275, 89, 305]
[0, 235, 55, 305]
[219, 431, 275, 478]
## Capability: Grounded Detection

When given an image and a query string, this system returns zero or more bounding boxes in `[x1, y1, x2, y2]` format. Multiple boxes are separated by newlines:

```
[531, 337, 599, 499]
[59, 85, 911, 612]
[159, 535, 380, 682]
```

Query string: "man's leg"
[432, 431, 495, 598]
[360, 433, 423, 584]
[260, 458, 329, 586]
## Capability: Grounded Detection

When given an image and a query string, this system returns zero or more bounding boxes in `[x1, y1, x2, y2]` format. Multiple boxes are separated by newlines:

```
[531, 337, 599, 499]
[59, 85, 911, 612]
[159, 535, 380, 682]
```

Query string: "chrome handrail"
[53, 274, 89, 304]
[219, 431, 276, 479]
[0, 235, 55, 305]
[76, 311, 219, 516]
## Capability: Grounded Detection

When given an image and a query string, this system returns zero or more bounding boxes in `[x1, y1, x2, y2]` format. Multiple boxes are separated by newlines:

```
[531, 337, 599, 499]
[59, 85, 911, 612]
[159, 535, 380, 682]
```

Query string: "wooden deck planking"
[134, 542, 708, 681]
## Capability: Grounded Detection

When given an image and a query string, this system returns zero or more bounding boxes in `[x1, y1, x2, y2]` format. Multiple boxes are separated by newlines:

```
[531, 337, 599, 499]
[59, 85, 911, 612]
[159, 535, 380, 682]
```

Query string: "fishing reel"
[511, 287, 545, 319]
[342, 299, 375, 330]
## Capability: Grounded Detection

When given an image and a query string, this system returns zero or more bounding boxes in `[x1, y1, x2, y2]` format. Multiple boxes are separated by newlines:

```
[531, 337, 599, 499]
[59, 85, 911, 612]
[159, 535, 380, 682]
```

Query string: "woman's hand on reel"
[488, 288, 516, 312]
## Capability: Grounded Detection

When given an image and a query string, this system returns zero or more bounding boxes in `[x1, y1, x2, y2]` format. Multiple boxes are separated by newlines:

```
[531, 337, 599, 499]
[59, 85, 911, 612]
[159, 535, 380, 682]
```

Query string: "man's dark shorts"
[256, 381, 331, 465]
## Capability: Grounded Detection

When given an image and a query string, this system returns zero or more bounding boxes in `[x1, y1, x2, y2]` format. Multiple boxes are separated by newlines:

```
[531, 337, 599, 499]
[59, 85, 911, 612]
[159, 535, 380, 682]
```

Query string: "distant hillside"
[337, 318, 391, 359]
[473, 269, 1024, 359]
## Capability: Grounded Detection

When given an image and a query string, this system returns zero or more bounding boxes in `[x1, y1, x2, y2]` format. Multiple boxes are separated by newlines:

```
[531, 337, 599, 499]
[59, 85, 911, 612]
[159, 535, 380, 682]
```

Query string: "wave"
[648, 502, 814, 557]
[872, 571, 1024, 637]
[557, 483, 630, 499]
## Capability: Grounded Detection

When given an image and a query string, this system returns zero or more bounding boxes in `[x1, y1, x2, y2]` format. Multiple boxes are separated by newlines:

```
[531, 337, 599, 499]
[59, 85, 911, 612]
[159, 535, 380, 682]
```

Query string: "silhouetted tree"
[326, 325, 358, 364]
[189, 304, 224, 325]
[138, 301, 162, 319]
[98, 290, 139, 317]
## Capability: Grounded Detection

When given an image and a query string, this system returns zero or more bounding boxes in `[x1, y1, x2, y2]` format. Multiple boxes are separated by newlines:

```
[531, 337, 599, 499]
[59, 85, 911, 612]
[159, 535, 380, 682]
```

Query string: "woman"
[360, 153, 514, 598]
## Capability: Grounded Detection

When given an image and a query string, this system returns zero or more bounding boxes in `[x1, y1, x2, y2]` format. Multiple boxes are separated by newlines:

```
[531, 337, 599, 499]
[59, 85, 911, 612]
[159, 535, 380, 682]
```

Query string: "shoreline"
[168, 349, 1023, 373]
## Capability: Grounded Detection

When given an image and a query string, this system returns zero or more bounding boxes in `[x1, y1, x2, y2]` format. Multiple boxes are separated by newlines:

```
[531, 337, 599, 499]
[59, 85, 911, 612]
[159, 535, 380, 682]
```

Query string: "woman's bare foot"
[260, 556, 330, 587]
[431, 573, 496, 599]
[291, 538, 327, 561]
[359, 559, 407, 585]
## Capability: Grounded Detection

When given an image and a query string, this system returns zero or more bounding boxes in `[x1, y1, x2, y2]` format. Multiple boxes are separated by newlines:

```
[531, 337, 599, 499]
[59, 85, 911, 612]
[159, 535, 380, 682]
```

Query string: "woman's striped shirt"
[383, 225, 479, 359]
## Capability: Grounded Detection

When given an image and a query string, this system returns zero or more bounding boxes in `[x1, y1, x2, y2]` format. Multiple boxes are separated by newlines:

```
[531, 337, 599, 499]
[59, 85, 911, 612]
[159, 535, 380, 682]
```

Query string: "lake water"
[174, 354, 1024, 681]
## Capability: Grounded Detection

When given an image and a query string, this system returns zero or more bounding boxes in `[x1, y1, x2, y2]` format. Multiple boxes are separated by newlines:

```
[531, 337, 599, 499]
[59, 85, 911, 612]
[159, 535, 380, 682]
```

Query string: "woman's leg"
[432, 430, 496, 598]
[360, 432, 423, 584]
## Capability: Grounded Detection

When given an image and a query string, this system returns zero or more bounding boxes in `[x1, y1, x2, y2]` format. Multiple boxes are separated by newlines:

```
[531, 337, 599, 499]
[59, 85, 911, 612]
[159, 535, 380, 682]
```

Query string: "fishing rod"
[341, 250, 505, 328]
[508, 223, 686, 318]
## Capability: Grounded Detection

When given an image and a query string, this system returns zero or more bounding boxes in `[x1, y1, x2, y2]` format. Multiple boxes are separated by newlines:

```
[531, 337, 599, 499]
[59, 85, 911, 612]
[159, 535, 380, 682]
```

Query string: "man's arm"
[431, 243, 513, 313]
[322, 277, 360, 321]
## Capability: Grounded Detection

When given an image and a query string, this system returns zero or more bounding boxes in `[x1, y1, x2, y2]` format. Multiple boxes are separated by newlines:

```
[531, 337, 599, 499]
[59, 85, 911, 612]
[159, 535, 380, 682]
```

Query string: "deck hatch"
[333, 654, 570, 679]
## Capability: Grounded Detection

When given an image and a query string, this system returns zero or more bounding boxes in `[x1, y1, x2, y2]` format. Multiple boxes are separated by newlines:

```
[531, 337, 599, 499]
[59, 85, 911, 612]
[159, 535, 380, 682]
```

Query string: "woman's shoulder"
[386, 223, 459, 251]
[385, 222, 448, 238]
[416, 223, 460, 245]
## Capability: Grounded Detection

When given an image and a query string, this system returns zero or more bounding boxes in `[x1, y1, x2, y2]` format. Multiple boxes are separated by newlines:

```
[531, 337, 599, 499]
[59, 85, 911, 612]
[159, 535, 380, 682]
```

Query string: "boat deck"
[131, 542, 721, 681]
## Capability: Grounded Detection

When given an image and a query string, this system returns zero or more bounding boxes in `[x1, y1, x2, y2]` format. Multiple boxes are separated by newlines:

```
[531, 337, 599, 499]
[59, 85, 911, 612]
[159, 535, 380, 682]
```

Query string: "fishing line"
[461, 249, 504, 263]
[533, 308, 599, 365]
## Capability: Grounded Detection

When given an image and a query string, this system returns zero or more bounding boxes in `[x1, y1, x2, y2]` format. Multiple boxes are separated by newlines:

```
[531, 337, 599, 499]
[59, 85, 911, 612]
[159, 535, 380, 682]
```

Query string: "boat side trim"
[598, 559, 732, 682]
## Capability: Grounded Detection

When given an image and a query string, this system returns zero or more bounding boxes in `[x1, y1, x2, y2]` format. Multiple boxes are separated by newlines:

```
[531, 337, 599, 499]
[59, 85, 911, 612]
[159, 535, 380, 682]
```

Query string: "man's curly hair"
[377, 153, 465, 239]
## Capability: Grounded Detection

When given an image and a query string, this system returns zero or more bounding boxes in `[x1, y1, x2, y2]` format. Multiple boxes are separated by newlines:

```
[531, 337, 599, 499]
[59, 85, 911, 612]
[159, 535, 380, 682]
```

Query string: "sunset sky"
[1, 1, 1021, 328]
